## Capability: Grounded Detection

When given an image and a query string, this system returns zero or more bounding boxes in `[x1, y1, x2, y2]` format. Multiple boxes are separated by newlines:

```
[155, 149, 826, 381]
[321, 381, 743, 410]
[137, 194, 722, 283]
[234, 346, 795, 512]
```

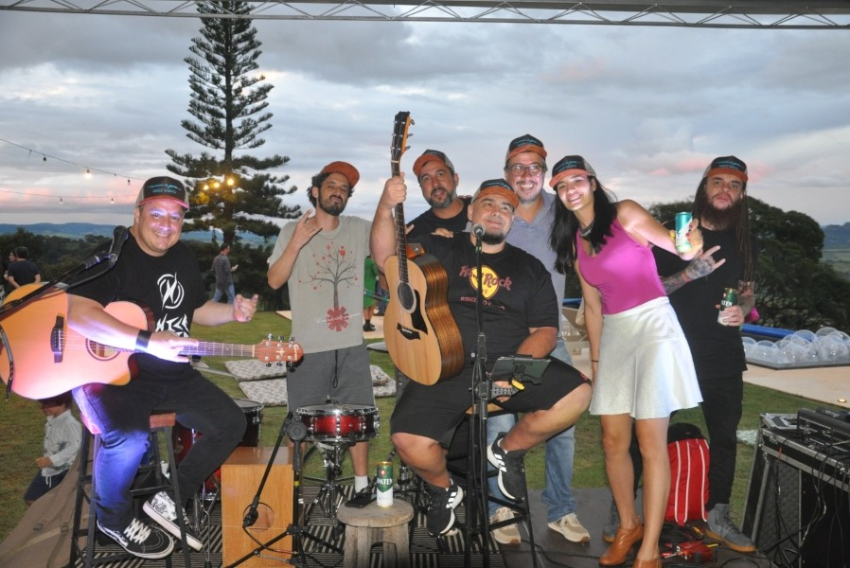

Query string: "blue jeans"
[213, 284, 235, 303]
[73, 373, 246, 530]
[487, 339, 576, 522]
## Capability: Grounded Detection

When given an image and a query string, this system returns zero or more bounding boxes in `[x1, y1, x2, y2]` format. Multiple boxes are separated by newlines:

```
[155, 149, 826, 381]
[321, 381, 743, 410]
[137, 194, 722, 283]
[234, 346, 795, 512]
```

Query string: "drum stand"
[302, 440, 353, 538]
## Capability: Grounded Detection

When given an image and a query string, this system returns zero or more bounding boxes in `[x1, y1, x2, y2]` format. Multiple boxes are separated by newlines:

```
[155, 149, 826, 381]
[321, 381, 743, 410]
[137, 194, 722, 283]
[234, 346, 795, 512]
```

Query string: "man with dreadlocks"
[653, 155, 758, 552]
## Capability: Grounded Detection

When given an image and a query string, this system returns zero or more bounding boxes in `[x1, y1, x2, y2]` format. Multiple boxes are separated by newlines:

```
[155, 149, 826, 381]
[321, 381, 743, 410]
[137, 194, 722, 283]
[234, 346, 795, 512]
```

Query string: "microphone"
[107, 226, 129, 266]
[81, 225, 129, 269]
[472, 224, 485, 237]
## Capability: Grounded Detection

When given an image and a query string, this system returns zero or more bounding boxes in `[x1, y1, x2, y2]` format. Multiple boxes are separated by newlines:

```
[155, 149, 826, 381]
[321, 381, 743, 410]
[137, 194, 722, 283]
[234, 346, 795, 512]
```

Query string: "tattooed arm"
[661, 245, 726, 295]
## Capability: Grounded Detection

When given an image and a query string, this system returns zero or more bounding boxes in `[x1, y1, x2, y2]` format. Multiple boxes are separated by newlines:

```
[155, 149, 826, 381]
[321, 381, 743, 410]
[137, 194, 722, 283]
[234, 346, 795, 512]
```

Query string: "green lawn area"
[0, 310, 833, 542]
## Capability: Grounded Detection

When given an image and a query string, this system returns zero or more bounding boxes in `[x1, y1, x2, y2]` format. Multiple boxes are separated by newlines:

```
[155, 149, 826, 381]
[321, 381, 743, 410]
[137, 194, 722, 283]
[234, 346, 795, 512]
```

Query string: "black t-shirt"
[415, 233, 559, 366]
[69, 233, 207, 381]
[406, 196, 471, 241]
[653, 223, 758, 379]
[7, 260, 40, 285]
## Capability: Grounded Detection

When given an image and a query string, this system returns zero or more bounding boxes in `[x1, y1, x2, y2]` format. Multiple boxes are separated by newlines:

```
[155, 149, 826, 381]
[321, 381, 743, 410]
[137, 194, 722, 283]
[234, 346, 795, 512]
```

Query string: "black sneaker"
[487, 433, 527, 501]
[97, 517, 174, 559]
[143, 491, 203, 551]
[363, 322, 376, 332]
[426, 481, 464, 536]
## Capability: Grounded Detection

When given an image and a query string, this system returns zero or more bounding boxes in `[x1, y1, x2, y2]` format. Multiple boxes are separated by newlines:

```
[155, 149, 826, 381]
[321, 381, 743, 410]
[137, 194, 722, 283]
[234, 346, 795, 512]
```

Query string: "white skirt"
[589, 296, 702, 419]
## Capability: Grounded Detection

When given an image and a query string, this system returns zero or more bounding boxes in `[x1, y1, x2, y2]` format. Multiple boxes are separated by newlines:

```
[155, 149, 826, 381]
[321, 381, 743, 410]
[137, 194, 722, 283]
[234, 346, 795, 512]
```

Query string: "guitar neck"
[179, 341, 256, 358]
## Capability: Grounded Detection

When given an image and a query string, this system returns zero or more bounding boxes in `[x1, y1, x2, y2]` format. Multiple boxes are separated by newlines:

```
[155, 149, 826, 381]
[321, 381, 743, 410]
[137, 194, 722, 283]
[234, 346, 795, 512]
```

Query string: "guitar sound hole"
[397, 283, 416, 312]
[86, 340, 120, 362]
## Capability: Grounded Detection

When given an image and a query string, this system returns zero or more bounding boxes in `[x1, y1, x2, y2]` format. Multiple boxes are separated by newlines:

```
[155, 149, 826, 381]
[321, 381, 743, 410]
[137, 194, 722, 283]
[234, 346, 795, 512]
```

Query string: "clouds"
[1, 12, 849, 229]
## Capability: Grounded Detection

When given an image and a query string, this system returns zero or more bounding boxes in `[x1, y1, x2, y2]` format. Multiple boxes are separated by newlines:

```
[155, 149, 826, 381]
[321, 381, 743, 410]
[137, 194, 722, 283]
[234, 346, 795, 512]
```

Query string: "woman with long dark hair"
[549, 156, 703, 568]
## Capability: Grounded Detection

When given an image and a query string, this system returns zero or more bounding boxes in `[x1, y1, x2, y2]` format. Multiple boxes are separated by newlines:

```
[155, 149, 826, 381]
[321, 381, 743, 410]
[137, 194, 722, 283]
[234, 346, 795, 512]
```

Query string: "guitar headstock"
[391, 111, 414, 177]
[255, 338, 303, 366]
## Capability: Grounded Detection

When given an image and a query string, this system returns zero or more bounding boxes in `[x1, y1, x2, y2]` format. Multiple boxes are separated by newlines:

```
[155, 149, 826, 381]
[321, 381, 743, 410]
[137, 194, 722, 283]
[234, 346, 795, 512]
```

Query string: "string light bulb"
[59, 197, 63, 204]
[85, 168, 92, 179]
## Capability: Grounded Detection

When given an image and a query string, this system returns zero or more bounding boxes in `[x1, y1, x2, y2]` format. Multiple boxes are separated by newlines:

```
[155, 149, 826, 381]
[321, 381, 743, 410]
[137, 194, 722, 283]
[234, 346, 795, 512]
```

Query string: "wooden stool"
[70, 411, 192, 567]
[336, 500, 414, 568]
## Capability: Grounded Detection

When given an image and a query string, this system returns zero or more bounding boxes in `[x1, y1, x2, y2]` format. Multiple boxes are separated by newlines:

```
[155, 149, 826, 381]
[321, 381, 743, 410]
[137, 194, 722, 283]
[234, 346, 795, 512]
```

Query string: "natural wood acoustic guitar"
[382, 111, 464, 385]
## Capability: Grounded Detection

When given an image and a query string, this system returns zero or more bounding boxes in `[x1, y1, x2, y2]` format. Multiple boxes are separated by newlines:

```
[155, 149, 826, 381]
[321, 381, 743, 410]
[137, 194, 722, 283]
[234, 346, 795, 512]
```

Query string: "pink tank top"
[577, 218, 665, 315]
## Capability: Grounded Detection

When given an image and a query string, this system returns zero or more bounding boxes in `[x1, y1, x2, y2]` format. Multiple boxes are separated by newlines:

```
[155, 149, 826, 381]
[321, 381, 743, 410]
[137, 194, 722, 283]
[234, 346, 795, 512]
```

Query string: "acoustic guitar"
[382, 111, 464, 385]
[0, 284, 302, 400]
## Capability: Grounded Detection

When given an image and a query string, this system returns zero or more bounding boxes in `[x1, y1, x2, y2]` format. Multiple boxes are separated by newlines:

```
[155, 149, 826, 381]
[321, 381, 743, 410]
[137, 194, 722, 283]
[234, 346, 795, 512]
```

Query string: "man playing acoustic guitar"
[68, 176, 257, 559]
[371, 177, 592, 537]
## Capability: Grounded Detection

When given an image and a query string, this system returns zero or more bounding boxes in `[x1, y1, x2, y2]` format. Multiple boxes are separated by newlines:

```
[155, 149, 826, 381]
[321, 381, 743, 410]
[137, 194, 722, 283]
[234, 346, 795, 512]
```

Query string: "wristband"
[591, 359, 599, 363]
[681, 271, 691, 283]
[135, 330, 152, 352]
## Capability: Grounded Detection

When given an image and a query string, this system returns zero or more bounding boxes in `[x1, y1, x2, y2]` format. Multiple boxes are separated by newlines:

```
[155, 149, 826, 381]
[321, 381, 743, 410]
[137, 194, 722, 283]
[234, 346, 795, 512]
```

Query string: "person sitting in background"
[24, 393, 82, 506]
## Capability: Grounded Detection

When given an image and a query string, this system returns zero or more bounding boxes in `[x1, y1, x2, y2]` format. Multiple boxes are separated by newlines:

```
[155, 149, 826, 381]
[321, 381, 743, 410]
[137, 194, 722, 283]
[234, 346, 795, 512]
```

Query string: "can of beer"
[376, 461, 393, 507]
[718, 287, 739, 325]
[675, 212, 693, 253]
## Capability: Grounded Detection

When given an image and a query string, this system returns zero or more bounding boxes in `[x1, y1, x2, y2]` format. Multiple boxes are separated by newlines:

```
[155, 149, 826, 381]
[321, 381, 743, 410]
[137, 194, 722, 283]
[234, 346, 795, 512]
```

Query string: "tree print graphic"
[301, 242, 360, 331]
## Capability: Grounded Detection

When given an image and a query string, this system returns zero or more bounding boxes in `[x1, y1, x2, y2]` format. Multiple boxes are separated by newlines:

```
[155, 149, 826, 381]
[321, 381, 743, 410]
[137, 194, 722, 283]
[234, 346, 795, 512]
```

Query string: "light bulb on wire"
[85, 168, 92, 179]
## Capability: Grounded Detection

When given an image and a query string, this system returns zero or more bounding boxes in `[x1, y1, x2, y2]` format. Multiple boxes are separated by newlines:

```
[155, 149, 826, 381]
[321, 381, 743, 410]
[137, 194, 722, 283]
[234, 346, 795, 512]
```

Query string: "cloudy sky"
[1, 10, 849, 232]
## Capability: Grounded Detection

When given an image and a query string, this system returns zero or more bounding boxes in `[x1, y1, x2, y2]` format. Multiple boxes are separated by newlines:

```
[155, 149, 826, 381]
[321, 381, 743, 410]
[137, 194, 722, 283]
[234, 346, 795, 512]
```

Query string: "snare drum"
[296, 403, 379, 443]
[173, 398, 265, 496]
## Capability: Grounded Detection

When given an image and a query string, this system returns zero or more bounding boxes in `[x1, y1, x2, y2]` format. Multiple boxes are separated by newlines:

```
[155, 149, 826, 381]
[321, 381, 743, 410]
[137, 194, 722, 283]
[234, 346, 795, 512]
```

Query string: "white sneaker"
[490, 506, 521, 545]
[548, 512, 590, 544]
[143, 491, 203, 551]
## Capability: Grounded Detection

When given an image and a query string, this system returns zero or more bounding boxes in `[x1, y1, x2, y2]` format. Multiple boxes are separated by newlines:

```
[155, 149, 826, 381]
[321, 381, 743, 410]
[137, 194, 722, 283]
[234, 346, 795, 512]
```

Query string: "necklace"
[579, 221, 594, 238]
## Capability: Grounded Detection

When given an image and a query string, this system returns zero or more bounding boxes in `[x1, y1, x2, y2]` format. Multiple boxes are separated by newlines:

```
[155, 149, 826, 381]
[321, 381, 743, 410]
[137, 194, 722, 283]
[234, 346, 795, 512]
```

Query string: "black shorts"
[390, 357, 589, 447]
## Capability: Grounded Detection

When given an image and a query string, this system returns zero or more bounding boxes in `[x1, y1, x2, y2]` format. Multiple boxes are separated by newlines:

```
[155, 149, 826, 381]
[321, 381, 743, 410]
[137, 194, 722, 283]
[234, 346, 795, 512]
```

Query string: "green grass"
[0, 310, 837, 541]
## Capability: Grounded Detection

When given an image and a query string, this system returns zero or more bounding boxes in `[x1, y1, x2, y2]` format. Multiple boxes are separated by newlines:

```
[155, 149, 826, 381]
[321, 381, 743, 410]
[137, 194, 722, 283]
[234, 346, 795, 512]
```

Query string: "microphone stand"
[225, 413, 340, 568]
[464, 229, 492, 568]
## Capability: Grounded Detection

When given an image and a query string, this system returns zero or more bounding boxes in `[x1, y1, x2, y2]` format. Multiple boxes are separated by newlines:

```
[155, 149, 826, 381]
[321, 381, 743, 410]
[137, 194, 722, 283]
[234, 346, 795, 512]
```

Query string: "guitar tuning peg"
[410, 118, 416, 125]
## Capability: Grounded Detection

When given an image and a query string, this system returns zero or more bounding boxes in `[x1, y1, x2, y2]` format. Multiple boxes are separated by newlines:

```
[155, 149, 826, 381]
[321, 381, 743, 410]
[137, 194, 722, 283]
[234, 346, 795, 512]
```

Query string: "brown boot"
[632, 558, 661, 568]
[598, 518, 644, 566]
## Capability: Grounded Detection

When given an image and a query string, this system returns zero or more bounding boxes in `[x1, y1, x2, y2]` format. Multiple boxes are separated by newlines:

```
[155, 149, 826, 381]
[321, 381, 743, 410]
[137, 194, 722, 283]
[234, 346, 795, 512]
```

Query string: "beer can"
[376, 461, 393, 507]
[675, 212, 693, 253]
[718, 287, 739, 325]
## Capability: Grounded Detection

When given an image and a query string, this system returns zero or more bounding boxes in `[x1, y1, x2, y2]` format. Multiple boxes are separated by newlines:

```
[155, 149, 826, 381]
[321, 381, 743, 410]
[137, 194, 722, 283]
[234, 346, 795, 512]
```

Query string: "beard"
[703, 197, 743, 231]
[481, 230, 507, 245]
[318, 196, 346, 216]
[427, 187, 456, 210]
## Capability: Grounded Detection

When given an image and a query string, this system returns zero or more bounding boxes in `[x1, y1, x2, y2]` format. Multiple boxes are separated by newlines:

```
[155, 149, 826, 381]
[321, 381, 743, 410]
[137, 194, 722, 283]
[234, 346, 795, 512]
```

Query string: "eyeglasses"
[507, 163, 545, 176]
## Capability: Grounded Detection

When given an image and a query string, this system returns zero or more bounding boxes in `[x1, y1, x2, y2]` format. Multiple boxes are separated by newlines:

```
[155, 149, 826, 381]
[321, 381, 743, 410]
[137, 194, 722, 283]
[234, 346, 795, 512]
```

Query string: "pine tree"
[166, 1, 299, 245]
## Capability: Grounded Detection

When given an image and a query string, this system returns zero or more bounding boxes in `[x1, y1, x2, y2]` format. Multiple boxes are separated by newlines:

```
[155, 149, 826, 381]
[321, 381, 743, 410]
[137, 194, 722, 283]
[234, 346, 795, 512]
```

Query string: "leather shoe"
[599, 518, 644, 566]
[632, 558, 661, 568]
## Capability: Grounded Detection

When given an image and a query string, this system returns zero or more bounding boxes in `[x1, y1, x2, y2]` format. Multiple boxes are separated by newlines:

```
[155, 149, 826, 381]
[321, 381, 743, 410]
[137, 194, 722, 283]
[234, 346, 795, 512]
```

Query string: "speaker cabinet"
[221, 447, 294, 567]
[743, 427, 850, 568]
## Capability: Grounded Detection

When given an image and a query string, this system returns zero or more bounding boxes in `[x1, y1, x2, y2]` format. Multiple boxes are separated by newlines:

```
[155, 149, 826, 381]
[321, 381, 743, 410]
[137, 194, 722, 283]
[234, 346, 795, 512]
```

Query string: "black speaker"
[743, 427, 850, 568]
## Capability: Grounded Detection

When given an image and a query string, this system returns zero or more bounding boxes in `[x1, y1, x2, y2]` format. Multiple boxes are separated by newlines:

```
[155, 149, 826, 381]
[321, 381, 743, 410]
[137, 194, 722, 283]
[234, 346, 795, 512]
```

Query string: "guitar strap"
[332, 349, 339, 389]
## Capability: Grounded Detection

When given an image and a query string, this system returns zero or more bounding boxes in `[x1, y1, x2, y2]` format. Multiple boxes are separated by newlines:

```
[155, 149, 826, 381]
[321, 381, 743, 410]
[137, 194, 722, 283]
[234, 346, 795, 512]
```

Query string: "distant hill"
[823, 222, 850, 249]
[0, 223, 270, 246]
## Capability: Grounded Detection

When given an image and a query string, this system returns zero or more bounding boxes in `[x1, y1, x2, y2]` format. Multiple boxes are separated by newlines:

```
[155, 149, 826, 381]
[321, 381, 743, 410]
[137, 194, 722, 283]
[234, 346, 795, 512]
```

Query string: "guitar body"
[384, 251, 464, 385]
[1, 285, 302, 400]
[0, 285, 143, 399]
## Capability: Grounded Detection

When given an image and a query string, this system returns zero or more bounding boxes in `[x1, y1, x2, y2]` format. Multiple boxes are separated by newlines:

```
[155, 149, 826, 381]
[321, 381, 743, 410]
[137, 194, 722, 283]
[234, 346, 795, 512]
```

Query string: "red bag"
[665, 423, 710, 526]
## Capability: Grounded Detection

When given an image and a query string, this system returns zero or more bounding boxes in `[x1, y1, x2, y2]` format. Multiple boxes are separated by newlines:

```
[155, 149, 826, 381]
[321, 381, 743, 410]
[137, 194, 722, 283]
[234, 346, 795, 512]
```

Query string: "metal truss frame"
[1, 0, 850, 29]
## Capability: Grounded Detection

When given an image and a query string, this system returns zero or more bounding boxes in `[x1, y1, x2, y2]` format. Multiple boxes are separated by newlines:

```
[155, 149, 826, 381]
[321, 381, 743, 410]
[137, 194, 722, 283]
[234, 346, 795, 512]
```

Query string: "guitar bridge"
[50, 316, 65, 364]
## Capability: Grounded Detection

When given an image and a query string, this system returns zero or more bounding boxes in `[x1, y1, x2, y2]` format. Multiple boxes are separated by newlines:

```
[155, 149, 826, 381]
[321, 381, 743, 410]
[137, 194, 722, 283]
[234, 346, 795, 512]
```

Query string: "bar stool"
[337, 499, 414, 568]
[69, 411, 193, 567]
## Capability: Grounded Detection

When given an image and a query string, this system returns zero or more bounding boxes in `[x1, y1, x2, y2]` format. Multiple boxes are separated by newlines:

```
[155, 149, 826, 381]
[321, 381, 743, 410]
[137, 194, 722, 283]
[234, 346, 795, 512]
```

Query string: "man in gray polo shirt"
[486, 134, 590, 545]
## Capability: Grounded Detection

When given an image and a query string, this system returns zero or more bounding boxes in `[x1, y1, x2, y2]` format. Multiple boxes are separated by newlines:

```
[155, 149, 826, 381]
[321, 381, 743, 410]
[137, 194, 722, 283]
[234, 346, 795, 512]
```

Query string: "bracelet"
[681, 271, 691, 283]
[135, 330, 152, 352]
[591, 359, 599, 363]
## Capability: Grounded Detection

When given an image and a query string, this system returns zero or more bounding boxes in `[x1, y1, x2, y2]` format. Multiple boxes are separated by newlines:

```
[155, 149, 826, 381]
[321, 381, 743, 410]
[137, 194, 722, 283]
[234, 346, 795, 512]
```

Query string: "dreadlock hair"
[692, 178, 755, 282]
[550, 178, 618, 274]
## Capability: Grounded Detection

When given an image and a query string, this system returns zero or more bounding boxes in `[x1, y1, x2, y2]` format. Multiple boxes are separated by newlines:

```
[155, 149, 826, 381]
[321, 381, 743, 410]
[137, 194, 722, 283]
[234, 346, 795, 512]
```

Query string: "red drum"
[173, 398, 264, 497]
[296, 403, 379, 443]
